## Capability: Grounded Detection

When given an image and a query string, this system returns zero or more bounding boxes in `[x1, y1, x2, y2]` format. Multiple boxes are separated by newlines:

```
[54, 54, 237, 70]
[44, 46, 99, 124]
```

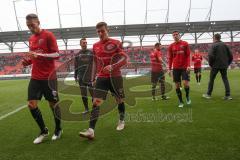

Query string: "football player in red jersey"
[168, 31, 191, 108]
[192, 49, 203, 85]
[150, 43, 170, 100]
[22, 14, 62, 144]
[79, 22, 128, 139]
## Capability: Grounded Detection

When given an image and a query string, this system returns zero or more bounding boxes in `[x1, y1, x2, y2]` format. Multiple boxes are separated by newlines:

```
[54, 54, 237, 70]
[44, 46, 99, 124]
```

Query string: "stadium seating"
[0, 42, 239, 75]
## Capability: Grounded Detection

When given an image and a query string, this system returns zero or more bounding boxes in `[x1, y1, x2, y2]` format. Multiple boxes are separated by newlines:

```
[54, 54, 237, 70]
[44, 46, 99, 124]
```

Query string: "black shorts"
[94, 76, 125, 100]
[28, 79, 59, 102]
[151, 71, 165, 83]
[173, 69, 190, 83]
[194, 68, 201, 74]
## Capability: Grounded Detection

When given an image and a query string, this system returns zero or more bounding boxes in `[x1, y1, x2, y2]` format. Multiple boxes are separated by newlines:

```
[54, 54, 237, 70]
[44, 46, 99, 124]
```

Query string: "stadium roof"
[1, 20, 240, 43]
[0, 0, 240, 52]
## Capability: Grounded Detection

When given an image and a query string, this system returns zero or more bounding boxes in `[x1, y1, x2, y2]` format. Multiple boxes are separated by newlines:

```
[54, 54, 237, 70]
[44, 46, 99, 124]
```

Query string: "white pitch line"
[0, 105, 27, 121]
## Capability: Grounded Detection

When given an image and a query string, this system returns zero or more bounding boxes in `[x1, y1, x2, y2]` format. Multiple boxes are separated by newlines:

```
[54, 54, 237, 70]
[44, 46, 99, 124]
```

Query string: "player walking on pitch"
[150, 43, 170, 101]
[192, 49, 203, 85]
[22, 13, 62, 144]
[74, 38, 94, 114]
[168, 31, 191, 108]
[79, 22, 128, 139]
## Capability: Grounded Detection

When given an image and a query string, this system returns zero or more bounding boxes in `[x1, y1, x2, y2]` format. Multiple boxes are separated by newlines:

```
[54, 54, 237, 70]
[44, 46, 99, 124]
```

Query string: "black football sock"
[89, 105, 100, 129]
[82, 97, 89, 111]
[152, 84, 156, 98]
[160, 81, 165, 96]
[51, 104, 61, 131]
[195, 74, 198, 83]
[118, 102, 125, 121]
[199, 74, 202, 83]
[185, 87, 190, 100]
[30, 107, 46, 132]
[176, 88, 183, 103]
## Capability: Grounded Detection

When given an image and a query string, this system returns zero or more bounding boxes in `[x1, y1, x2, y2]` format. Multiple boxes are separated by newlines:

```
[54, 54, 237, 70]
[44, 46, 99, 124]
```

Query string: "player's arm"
[30, 32, 60, 60]
[167, 46, 173, 76]
[168, 45, 173, 71]
[186, 43, 191, 71]
[112, 51, 128, 70]
[22, 56, 32, 67]
[192, 55, 195, 62]
[91, 52, 97, 85]
[46, 32, 60, 60]
[103, 42, 128, 73]
[156, 52, 163, 63]
[226, 45, 233, 65]
[74, 54, 79, 82]
[208, 45, 216, 67]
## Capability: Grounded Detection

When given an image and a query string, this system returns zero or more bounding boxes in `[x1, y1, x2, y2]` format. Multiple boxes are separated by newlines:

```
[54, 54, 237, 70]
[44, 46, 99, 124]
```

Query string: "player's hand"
[21, 58, 31, 67]
[103, 65, 113, 74]
[27, 51, 38, 59]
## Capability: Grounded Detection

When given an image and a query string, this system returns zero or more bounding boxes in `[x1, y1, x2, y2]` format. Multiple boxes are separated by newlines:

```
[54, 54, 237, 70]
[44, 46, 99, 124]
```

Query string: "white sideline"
[0, 105, 27, 121]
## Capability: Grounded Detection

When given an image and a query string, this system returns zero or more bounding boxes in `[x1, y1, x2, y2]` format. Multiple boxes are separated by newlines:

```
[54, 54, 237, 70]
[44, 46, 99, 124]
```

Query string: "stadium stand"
[0, 42, 240, 75]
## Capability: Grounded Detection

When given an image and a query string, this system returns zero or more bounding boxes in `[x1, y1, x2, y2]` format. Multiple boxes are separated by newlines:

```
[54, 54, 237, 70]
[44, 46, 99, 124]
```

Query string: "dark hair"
[96, 22, 108, 29]
[172, 30, 179, 34]
[154, 43, 161, 47]
[26, 13, 39, 20]
[214, 33, 221, 41]
[80, 38, 86, 42]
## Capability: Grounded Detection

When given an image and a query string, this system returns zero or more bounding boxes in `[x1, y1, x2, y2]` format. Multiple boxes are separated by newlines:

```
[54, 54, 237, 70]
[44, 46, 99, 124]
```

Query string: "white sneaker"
[52, 129, 63, 141]
[223, 96, 233, 100]
[186, 98, 191, 105]
[33, 128, 49, 144]
[116, 120, 125, 131]
[178, 103, 184, 108]
[79, 128, 94, 140]
[152, 97, 158, 101]
[202, 94, 211, 99]
[161, 96, 170, 100]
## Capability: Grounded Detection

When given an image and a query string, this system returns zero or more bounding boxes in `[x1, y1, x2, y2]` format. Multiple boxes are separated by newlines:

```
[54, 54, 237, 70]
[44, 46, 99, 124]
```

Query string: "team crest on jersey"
[38, 39, 44, 46]
[104, 42, 118, 53]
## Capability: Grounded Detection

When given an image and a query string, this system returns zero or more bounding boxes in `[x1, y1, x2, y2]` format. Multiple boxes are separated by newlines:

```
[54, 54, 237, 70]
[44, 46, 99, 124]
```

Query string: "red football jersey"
[29, 29, 59, 80]
[150, 50, 163, 72]
[168, 40, 190, 70]
[93, 38, 127, 78]
[192, 53, 202, 68]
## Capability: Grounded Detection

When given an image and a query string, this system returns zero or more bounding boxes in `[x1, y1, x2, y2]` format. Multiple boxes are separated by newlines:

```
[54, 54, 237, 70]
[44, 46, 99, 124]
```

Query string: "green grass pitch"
[0, 70, 240, 160]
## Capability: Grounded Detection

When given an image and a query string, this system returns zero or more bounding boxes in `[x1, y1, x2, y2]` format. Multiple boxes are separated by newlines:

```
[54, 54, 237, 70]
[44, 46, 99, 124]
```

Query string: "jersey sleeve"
[47, 32, 59, 53]
[111, 41, 128, 70]
[168, 45, 173, 70]
[185, 42, 191, 67]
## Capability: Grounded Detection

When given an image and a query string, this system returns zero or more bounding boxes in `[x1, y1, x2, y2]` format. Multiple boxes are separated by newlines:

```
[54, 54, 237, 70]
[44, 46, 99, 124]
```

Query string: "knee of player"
[48, 101, 58, 108]
[116, 98, 124, 104]
[183, 81, 189, 87]
[28, 100, 37, 109]
[93, 98, 103, 106]
[175, 83, 181, 88]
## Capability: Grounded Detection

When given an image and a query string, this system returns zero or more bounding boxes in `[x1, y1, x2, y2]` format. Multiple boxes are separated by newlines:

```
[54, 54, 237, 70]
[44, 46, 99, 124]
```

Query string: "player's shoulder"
[93, 40, 101, 47]
[42, 29, 56, 40]
[42, 29, 53, 35]
[180, 40, 189, 46]
[169, 42, 176, 48]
